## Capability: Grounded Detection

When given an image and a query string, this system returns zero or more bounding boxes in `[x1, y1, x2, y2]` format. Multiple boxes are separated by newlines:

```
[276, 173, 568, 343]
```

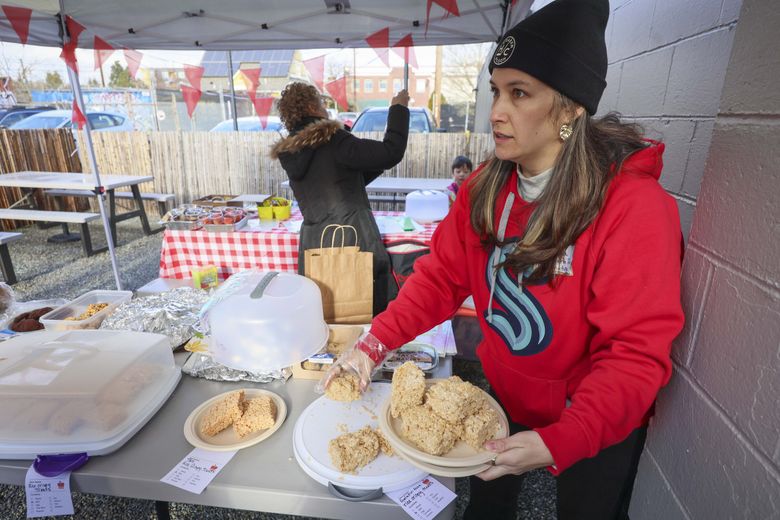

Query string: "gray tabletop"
[0, 352, 456, 520]
[0, 171, 154, 191]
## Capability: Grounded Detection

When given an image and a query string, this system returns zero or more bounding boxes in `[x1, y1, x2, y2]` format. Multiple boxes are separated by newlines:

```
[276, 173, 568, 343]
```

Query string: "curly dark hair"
[277, 82, 320, 131]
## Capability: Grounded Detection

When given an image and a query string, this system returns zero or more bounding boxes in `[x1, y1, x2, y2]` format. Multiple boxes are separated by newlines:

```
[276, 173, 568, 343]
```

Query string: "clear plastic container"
[0, 329, 180, 459]
[405, 189, 449, 224]
[39, 290, 132, 331]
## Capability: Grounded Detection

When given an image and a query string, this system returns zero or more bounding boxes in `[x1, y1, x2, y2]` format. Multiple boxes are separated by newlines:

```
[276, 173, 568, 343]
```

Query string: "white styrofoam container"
[39, 290, 132, 331]
[0, 329, 180, 459]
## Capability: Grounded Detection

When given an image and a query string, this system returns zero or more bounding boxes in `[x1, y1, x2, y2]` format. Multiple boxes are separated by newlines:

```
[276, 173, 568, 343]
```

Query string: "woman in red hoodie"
[322, 0, 684, 518]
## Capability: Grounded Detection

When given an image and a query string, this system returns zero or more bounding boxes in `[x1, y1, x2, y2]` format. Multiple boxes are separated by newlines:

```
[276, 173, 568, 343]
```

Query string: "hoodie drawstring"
[486, 192, 515, 323]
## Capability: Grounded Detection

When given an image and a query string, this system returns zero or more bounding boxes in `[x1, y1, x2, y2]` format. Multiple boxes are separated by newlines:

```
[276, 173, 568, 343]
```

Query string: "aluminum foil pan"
[181, 352, 291, 383]
[99, 287, 210, 348]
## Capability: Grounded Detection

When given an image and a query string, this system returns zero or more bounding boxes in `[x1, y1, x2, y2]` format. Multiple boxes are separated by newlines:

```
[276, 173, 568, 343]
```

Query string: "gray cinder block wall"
[598, 0, 741, 239]
[622, 0, 779, 517]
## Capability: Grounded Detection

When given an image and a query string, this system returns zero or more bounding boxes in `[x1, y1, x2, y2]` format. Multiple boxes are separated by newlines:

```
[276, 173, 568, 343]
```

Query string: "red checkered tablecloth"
[159, 211, 437, 280]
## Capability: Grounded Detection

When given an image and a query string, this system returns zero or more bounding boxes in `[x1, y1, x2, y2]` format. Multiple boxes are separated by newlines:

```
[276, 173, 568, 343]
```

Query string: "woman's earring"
[559, 123, 573, 141]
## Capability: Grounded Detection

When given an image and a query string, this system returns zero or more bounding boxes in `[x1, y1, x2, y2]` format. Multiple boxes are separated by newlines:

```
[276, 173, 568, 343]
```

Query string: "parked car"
[9, 109, 134, 131]
[209, 116, 284, 132]
[350, 106, 439, 133]
[0, 106, 56, 128]
[337, 111, 357, 129]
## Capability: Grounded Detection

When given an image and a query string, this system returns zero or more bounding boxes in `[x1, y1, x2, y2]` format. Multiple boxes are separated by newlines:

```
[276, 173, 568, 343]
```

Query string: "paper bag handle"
[319, 224, 359, 249]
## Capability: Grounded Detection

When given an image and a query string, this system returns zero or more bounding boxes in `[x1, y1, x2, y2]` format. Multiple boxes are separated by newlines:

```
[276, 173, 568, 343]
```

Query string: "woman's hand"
[476, 431, 555, 480]
[391, 89, 410, 107]
[315, 331, 387, 393]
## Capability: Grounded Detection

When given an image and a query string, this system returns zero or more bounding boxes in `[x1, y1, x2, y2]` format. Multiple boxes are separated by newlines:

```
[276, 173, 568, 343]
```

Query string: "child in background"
[447, 155, 473, 204]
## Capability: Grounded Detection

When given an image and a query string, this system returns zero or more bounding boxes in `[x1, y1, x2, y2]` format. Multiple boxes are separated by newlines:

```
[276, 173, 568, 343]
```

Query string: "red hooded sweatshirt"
[368, 141, 684, 474]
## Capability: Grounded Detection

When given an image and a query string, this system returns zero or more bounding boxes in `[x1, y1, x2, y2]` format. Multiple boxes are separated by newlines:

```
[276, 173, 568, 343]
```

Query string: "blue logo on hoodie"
[484, 241, 553, 356]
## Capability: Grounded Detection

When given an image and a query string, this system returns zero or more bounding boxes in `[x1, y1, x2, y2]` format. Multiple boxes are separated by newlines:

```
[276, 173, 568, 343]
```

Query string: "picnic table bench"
[0, 231, 23, 284]
[0, 209, 105, 256]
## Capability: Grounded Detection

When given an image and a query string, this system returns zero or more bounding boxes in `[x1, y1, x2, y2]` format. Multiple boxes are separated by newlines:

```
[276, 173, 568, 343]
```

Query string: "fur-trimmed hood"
[270, 119, 342, 159]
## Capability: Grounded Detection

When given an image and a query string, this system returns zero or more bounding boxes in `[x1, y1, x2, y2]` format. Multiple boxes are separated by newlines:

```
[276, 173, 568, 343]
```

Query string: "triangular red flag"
[241, 68, 262, 96]
[181, 84, 202, 118]
[71, 100, 87, 130]
[1, 5, 32, 45]
[325, 76, 349, 111]
[425, 0, 460, 35]
[392, 34, 419, 70]
[184, 65, 205, 92]
[123, 48, 143, 79]
[59, 16, 85, 73]
[302, 55, 325, 91]
[93, 36, 115, 71]
[365, 27, 390, 67]
[251, 97, 274, 129]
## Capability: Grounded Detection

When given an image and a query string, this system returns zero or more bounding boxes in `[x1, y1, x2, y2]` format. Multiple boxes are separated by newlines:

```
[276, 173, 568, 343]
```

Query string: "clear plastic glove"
[315, 331, 391, 394]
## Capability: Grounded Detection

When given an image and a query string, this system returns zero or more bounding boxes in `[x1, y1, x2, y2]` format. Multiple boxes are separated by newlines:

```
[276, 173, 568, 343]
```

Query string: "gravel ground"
[0, 219, 556, 519]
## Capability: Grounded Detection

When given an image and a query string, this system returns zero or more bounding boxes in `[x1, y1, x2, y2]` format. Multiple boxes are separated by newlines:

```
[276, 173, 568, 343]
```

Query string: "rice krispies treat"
[233, 395, 277, 437]
[400, 404, 462, 456]
[390, 361, 426, 418]
[374, 427, 394, 456]
[325, 373, 361, 402]
[460, 405, 500, 450]
[200, 390, 244, 436]
[328, 426, 380, 473]
[424, 376, 486, 424]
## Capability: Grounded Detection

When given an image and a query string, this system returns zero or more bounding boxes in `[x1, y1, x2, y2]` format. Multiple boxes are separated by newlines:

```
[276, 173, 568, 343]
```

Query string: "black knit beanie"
[489, 0, 609, 115]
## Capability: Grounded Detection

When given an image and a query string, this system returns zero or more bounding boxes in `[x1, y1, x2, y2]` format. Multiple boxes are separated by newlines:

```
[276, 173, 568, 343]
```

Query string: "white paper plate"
[378, 379, 509, 468]
[183, 388, 287, 451]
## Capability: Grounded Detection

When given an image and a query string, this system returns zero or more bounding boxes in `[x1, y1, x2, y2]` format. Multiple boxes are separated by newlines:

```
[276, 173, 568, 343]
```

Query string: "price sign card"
[386, 476, 457, 520]
[25, 466, 74, 518]
[160, 448, 237, 494]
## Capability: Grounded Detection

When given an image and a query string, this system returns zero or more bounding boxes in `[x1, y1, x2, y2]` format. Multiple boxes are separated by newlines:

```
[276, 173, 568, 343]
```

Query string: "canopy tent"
[1, 1, 529, 50]
[0, 0, 532, 290]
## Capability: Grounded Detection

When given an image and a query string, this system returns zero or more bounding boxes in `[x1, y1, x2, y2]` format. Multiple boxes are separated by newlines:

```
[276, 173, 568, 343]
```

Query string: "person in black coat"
[271, 82, 410, 316]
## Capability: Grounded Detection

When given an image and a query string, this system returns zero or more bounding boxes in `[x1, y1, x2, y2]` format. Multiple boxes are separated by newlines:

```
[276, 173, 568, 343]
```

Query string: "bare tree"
[441, 43, 492, 103]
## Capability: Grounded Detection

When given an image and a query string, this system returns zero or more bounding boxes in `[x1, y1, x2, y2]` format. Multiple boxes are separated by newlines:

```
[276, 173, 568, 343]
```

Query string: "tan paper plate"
[392, 448, 491, 478]
[379, 379, 509, 467]
[183, 388, 287, 451]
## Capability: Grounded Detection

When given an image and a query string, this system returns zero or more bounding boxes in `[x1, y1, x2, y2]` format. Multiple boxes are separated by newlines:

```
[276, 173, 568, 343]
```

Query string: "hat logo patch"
[493, 36, 516, 66]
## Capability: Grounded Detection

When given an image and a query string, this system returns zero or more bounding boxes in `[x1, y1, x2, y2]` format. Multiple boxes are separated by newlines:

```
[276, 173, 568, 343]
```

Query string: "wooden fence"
[1, 130, 496, 229]
[0, 129, 85, 231]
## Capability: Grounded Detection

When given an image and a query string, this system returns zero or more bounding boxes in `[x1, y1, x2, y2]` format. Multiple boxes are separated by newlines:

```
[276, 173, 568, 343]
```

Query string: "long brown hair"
[469, 93, 647, 283]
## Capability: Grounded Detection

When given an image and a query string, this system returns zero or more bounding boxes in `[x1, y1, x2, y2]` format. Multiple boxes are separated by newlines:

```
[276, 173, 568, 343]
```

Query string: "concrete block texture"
[690, 122, 780, 283]
[599, 63, 622, 115]
[720, 0, 780, 114]
[720, 0, 744, 24]
[649, 0, 723, 48]
[672, 247, 712, 367]
[689, 268, 780, 461]
[664, 27, 737, 116]
[608, 0, 655, 62]
[676, 197, 696, 242]
[629, 451, 690, 520]
[681, 120, 715, 198]
[641, 118, 696, 193]
[645, 372, 780, 520]
[617, 47, 673, 116]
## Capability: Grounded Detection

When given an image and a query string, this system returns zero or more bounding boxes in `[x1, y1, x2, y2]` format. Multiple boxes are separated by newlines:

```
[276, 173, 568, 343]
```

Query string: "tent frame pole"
[227, 50, 238, 131]
[58, 3, 123, 290]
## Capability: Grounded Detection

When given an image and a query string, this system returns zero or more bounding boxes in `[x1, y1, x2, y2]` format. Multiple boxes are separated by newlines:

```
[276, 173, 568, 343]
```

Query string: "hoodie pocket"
[479, 351, 568, 426]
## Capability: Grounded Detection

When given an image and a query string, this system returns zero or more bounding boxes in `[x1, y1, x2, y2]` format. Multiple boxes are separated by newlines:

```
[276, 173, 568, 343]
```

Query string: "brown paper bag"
[304, 224, 373, 324]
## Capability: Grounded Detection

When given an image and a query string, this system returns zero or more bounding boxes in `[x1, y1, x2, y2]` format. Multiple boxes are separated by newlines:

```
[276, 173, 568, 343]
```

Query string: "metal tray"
[161, 219, 203, 231]
[202, 215, 249, 233]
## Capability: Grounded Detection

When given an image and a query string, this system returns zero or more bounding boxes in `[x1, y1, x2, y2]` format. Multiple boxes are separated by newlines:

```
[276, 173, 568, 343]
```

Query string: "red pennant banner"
[181, 84, 202, 118]
[93, 36, 115, 71]
[425, 0, 460, 35]
[184, 65, 205, 92]
[251, 97, 274, 129]
[59, 16, 85, 73]
[392, 34, 418, 69]
[71, 100, 87, 130]
[241, 67, 262, 96]
[302, 55, 325, 91]
[365, 27, 390, 67]
[123, 48, 143, 78]
[325, 76, 348, 111]
[1, 5, 32, 45]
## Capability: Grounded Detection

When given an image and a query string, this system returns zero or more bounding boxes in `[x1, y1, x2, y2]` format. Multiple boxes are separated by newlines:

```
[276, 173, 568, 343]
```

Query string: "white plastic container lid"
[293, 383, 427, 493]
[208, 272, 328, 372]
[0, 329, 180, 459]
[40, 290, 133, 331]
[405, 189, 449, 224]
